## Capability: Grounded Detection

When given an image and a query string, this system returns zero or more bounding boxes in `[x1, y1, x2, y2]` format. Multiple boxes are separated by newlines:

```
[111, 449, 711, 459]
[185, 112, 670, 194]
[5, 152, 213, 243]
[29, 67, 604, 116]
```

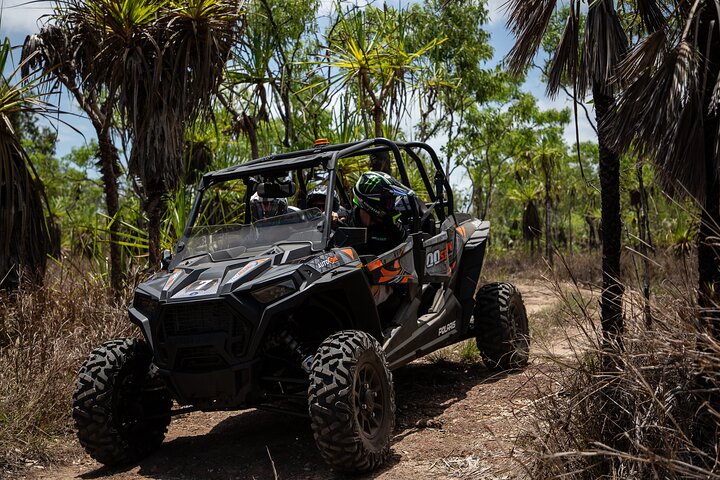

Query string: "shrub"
[0, 263, 131, 473]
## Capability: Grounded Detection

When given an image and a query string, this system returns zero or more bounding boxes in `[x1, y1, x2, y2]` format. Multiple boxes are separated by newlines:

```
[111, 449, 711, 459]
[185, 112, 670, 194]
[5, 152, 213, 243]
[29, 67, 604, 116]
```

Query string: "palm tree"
[509, 183, 543, 255]
[532, 141, 564, 266]
[0, 37, 57, 290]
[317, 4, 444, 172]
[507, 0, 628, 346]
[23, 11, 124, 294]
[605, 1, 720, 336]
[27, 0, 242, 269]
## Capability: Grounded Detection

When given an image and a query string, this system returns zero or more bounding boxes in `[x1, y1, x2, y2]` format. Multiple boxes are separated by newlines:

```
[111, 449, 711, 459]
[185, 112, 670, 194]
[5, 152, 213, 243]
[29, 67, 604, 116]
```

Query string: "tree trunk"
[246, 114, 259, 160]
[146, 182, 165, 270]
[369, 106, 391, 173]
[636, 162, 653, 328]
[594, 87, 624, 347]
[568, 204, 573, 254]
[697, 7, 720, 338]
[97, 129, 123, 296]
[544, 172, 553, 267]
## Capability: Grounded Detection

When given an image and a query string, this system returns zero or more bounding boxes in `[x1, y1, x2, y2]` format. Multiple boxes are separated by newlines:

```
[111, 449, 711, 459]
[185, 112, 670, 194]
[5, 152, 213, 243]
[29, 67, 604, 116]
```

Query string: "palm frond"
[604, 41, 702, 198]
[613, 29, 667, 86]
[635, 0, 667, 33]
[578, 0, 628, 97]
[506, 0, 559, 75]
[0, 40, 56, 289]
[660, 92, 704, 199]
[546, 0, 579, 98]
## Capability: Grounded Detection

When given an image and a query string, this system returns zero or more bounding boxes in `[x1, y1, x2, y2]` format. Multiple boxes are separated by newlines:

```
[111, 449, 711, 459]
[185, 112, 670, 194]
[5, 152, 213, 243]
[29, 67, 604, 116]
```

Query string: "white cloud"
[0, 1, 52, 36]
[487, 0, 507, 25]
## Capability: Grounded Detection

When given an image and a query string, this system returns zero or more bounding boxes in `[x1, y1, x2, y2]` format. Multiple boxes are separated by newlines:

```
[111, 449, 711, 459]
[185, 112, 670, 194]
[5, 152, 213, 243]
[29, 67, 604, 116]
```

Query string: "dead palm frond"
[546, 0, 580, 98]
[635, 0, 668, 33]
[577, 0, 628, 97]
[605, 40, 701, 198]
[0, 37, 57, 289]
[506, 0, 559, 76]
[613, 29, 668, 85]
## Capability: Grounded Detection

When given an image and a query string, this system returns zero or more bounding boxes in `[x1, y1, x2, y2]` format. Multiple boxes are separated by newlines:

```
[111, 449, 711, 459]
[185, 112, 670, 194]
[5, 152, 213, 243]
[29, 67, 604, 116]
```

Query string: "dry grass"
[0, 262, 132, 475]
[483, 248, 698, 289]
[0, 248, 716, 479]
[521, 253, 720, 479]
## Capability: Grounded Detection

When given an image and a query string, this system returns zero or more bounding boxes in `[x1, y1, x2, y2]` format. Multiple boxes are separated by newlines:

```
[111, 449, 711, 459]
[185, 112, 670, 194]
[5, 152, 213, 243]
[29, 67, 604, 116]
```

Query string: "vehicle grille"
[157, 302, 252, 368]
[162, 303, 245, 337]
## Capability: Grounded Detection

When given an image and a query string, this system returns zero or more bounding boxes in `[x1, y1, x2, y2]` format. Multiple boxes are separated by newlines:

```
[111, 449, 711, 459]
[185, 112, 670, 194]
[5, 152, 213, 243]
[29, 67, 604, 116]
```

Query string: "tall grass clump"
[528, 263, 720, 478]
[0, 263, 132, 473]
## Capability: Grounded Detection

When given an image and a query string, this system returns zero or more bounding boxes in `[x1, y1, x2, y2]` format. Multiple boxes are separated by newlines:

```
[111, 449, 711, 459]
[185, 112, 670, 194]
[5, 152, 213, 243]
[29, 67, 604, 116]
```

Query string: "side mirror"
[161, 249, 172, 271]
[332, 227, 367, 248]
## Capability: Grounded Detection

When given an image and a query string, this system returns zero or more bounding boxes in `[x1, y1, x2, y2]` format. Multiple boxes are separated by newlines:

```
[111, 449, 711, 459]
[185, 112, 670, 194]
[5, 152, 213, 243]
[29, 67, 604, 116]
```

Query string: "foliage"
[0, 266, 130, 472]
[529, 277, 719, 478]
[0, 37, 57, 290]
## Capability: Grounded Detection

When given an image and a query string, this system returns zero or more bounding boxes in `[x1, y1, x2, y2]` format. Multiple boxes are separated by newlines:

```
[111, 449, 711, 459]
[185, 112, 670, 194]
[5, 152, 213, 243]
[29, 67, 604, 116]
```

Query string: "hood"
[136, 242, 358, 303]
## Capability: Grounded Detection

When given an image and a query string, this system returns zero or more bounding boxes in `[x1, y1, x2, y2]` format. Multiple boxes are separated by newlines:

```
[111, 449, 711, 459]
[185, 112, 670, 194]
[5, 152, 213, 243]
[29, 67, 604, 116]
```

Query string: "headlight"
[173, 278, 220, 299]
[228, 258, 270, 284]
[251, 279, 296, 304]
[132, 293, 158, 318]
[163, 270, 182, 291]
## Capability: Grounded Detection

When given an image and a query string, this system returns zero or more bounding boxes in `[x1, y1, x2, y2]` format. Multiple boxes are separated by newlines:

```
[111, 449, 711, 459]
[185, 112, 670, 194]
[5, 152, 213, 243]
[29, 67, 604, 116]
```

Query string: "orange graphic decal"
[367, 259, 383, 271]
[380, 260, 401, 277]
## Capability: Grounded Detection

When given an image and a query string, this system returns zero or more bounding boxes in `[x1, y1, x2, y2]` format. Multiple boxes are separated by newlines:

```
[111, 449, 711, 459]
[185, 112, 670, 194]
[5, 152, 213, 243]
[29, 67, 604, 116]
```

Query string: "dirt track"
[23, 279, 590, 480]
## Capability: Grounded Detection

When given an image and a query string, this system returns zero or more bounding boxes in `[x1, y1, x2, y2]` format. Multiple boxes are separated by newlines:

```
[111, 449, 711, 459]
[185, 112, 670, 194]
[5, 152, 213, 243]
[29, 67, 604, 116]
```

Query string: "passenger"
[349, 171, 413, 256]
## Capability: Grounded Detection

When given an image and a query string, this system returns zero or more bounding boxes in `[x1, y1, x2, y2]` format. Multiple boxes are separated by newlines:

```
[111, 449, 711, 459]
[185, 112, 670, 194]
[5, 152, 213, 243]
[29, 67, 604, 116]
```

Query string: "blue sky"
[0, 0, 596, 161]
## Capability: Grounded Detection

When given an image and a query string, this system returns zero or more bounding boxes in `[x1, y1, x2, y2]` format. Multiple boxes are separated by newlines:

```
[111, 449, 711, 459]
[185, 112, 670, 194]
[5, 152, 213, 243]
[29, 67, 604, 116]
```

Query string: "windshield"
[184, 208, 326, 257]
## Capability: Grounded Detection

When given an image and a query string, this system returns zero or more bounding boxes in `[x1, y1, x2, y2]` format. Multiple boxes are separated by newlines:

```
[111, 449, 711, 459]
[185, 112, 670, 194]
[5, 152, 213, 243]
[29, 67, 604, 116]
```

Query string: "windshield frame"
[176, 139, 438, 262]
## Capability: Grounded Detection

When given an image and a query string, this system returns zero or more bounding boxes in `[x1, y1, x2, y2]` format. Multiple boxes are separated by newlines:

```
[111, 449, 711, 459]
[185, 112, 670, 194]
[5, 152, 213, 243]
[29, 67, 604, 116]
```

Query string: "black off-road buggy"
[72, 138, 530, 473]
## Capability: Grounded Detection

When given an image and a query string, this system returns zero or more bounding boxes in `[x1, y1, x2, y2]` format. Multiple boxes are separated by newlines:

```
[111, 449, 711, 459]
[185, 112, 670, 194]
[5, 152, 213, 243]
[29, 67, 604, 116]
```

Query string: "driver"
[350, 171, 413, 256]
[250, 192, 288, 221]
[306, 185, 349, 227]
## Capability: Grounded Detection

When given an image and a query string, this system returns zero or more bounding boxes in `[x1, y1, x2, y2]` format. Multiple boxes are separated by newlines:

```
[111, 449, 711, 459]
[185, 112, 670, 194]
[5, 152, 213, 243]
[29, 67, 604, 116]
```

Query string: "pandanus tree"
[0, 37, 57, 290]
[604, 1, 720, 336]
[26, 0, 242, 271]
[317, 4, 444, 172]
[23, 3, 124, 294]
[507, 0, 628, 346]
[509, 183, 543, 255]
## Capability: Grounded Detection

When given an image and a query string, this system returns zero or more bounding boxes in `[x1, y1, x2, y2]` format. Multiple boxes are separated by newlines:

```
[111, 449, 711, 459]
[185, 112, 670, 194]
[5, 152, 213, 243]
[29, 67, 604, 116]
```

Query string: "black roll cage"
[182, 138, 455, 251]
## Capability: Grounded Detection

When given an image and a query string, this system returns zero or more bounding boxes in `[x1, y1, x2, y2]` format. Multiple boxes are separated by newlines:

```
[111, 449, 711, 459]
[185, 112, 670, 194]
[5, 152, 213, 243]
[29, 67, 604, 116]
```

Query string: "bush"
[527, 279, 719, 478]
[0, 263, 131, 473]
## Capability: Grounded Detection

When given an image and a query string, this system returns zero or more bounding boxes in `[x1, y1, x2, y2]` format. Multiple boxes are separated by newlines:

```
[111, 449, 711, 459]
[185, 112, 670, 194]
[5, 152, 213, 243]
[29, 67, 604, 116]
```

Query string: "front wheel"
[308, 330, 395, 473]
[474, 282, 530, 370]
[73, 338, 172, 466]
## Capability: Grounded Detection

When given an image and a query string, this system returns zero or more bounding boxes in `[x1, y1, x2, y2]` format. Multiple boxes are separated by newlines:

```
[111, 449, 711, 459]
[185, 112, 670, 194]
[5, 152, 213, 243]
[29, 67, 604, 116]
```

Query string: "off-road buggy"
[73, 138, 530, 473]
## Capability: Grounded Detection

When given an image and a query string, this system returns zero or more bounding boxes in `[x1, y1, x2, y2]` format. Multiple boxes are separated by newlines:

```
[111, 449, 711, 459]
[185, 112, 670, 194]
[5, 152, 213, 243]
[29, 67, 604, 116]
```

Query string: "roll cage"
[181, 138, 455, 252]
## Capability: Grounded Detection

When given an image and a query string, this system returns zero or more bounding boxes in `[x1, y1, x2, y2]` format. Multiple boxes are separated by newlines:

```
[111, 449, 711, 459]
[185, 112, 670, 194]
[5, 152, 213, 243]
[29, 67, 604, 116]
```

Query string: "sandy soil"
[20, 279, 591, 480]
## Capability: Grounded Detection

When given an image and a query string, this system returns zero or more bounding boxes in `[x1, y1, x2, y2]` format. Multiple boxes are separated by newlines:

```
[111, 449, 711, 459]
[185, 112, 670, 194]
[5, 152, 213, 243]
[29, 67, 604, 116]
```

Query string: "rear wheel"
[474, 282, 530, 370]
[308, 330, 395, 473]
[73, 338, 172, 466]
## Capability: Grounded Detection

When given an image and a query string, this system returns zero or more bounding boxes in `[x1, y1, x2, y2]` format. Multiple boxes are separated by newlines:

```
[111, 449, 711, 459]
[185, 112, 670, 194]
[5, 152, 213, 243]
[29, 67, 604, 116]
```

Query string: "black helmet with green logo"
[353, 171, 413, 220]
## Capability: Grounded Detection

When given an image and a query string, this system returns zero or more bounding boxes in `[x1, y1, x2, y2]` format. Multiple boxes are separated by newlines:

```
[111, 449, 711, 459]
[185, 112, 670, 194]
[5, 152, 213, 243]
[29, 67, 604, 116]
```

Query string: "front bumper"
[130, 296, 263, 409]
[157, 358, 262, 409]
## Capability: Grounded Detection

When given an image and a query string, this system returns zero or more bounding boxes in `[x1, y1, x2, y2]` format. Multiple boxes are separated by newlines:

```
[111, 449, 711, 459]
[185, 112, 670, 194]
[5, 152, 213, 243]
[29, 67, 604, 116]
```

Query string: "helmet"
[250, 192, 288, 221]
[306, 185, 340, 212]
[353, 171, 413, 220]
